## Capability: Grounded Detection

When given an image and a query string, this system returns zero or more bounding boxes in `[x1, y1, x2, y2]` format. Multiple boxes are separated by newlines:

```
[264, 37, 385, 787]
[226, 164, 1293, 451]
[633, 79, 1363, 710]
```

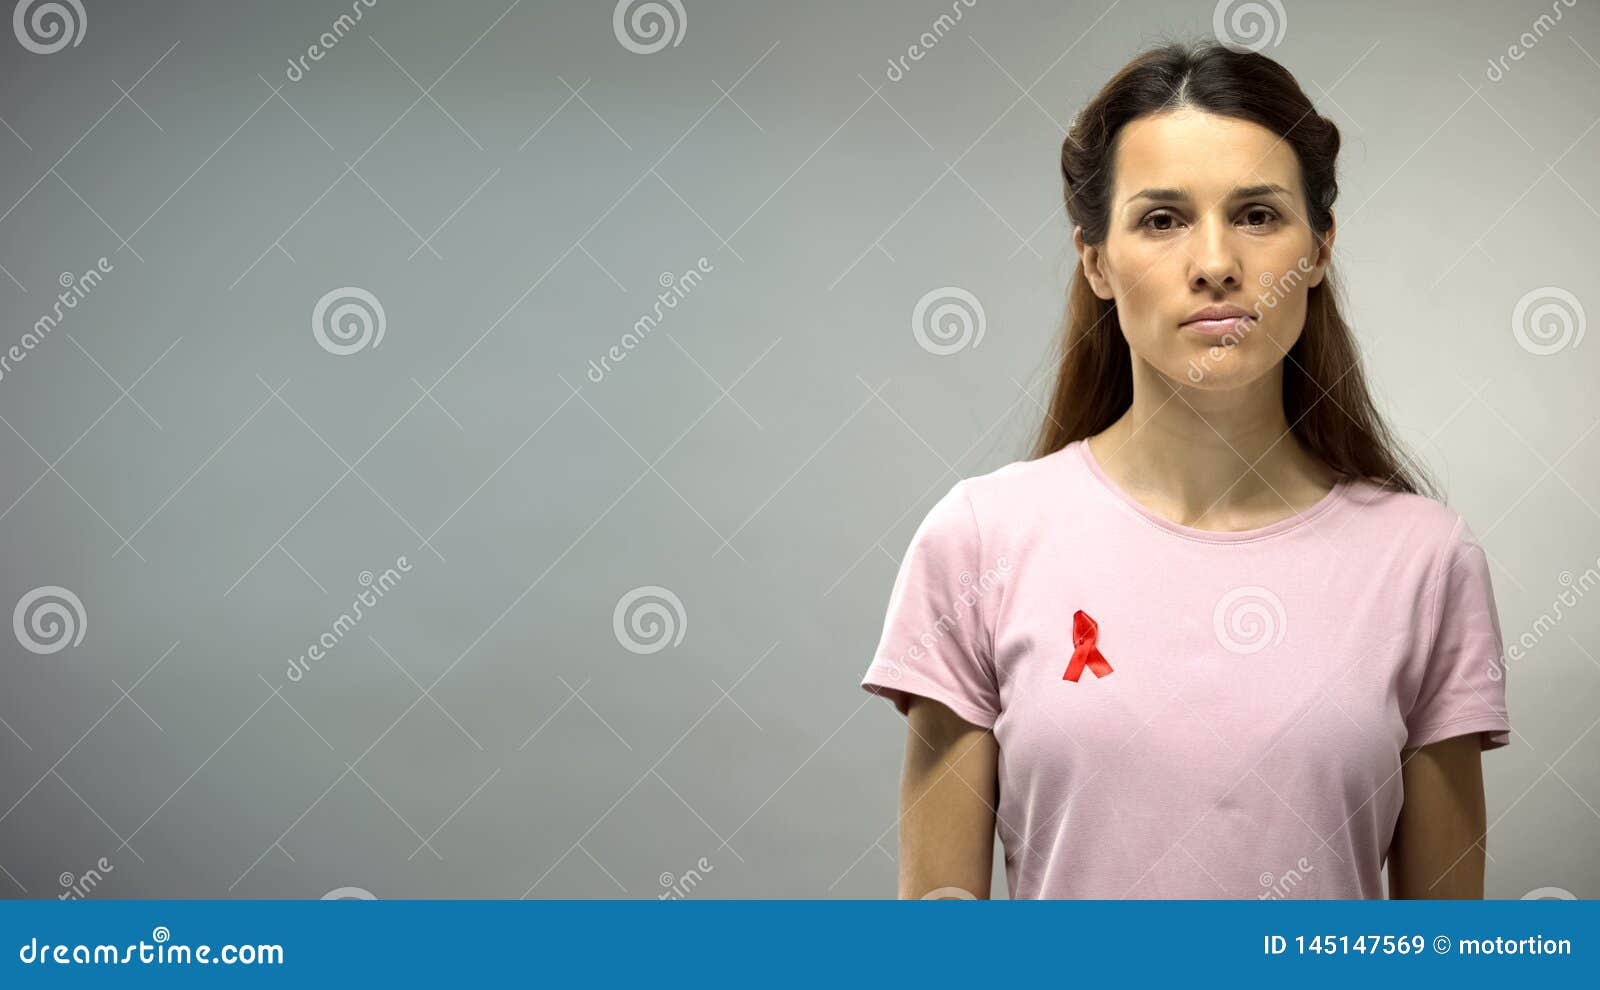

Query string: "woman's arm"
[1387, 733, 1488, 898]
[896, 695, 1000, 898]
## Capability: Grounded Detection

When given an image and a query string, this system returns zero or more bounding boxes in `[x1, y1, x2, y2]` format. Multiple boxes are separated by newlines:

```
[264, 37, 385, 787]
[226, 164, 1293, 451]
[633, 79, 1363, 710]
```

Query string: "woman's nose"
[1188, 218, 1242, 291]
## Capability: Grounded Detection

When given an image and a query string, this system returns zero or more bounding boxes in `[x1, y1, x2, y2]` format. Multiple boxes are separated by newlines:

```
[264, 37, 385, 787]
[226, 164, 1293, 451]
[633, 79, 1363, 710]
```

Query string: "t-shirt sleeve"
[1403, 515, 1511, 752]
[858, 480, 1003, 729]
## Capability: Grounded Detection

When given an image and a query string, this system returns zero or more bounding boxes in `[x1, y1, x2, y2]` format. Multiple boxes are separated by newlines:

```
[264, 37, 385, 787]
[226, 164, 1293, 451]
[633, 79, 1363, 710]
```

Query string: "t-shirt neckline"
[1073, 437, 1351, 544]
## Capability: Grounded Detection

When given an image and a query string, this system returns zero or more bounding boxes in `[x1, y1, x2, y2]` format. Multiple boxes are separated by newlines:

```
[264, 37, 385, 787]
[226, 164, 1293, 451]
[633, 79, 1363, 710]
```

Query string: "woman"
[858, 40, 1510, 900]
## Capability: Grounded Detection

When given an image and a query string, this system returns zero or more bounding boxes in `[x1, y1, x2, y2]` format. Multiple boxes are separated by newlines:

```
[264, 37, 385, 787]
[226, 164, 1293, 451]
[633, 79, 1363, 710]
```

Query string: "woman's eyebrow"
[1125, 182, 1292, 205]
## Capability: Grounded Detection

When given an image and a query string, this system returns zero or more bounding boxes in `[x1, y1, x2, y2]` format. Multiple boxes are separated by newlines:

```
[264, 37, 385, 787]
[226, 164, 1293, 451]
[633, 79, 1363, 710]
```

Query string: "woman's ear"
[1073, 226, 1115, 301]
[1307, 212, 1335, 288]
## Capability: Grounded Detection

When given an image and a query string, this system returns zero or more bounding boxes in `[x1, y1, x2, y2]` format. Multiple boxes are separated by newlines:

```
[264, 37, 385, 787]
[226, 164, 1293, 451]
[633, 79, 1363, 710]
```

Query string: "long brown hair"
[1029, 40, 1433, 498]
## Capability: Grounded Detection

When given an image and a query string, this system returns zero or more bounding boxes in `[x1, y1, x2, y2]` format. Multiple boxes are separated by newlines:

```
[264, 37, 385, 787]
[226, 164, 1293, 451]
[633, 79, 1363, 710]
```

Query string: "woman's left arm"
[1387, 733, 1488, 898]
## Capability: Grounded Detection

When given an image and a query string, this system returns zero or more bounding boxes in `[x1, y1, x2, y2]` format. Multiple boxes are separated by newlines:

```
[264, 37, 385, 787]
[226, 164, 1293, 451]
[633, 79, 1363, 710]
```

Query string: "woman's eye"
[1241, 206, 1280, 227]
[1139, 208, 1278, 232]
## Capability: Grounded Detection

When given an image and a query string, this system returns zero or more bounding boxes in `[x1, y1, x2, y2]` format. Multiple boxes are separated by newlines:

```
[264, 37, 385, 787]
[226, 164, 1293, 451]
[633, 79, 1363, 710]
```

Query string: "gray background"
[0, 0, 1596, 899]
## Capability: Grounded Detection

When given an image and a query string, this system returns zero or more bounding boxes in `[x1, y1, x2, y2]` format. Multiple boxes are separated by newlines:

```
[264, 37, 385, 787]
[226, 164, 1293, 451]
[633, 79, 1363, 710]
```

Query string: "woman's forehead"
[1110, 111, 1300, 202]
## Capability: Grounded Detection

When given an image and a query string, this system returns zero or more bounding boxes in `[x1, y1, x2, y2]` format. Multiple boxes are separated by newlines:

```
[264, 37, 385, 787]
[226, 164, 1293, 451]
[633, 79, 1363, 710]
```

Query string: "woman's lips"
[1181, 316, 1253, 336]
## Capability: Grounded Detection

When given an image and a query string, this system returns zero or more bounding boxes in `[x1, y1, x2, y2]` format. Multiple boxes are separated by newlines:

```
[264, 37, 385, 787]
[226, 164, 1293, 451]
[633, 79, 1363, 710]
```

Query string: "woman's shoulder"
[941, 444, 1085, 528]
[1336, 474, 1475, 552]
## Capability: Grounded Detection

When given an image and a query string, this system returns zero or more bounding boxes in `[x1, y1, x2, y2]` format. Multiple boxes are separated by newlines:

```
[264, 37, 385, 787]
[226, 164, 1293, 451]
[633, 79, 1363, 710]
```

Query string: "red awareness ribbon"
[1062, 609, 1114, 681]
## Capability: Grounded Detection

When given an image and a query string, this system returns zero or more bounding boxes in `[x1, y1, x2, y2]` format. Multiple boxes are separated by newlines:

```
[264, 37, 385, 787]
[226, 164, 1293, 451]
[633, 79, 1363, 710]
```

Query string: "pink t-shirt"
[860, 438, 1511, 899]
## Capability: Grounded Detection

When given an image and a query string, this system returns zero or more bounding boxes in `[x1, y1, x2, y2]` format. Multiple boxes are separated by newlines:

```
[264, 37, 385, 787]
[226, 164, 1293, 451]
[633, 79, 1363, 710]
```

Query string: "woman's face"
[1077, 109, 1334, 390]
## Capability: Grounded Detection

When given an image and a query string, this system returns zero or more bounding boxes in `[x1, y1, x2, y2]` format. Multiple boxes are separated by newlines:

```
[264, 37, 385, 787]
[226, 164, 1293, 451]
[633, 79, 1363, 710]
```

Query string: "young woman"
[859, 41, 1510, 900]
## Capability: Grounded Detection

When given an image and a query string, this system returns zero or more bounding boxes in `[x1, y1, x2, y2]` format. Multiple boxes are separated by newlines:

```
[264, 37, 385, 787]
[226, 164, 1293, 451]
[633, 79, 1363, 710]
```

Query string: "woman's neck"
[1086, 363, 1339, 530]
